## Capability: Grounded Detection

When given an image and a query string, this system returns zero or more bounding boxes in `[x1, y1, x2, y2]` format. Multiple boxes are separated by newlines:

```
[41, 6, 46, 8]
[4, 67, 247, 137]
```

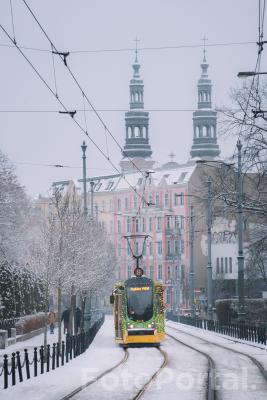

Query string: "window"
[175, 265, 179, 280]
[125, 197, 128, 210]
[216, 258, 219, 274]
[149, 242, 153, 256]
[225, 257, 228, 273]
[149, 193, 153, 205]
[166, 216, 171, 229]
[174, 240, 179, 255]
[127, 242, 131, 256]
[150, 266, 154, 279]
[181, 240, 184, 254]
[149, 217, 153, 232]
[118, 220, 121, 234]
[127, 265, 131, 279]
[220, 257, 224, 274]
[156, 193, 160, 206]
[142, 218, 146, 232]
[164, 192, 169, 207]
[142, 246, 146, 256]
[127, 218, 131, 233]
[180, 216, 184, 229]
[157, 217, 162, 231]
[135, 242, 139, 255]
[174, 216, 179, 230]
[136, 218, 139, 233]
[109, 200, 113, 211]
[167, 240, 171, 255]
[167, 266, 171, 279]
[180, 193, 184, 206]
[117, 199, 121, 211]
[229, 257, 233, 273]
[158, 265, 162, 280]
[174, 194, 178, 206]
[166, 289, 170, 304]
[157, 241, 162, 255]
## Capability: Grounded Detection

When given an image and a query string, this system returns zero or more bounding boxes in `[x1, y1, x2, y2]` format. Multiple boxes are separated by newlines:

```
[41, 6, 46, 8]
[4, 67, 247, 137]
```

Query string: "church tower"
[120, 47, 154, 173]
[190, 50, 220, 159]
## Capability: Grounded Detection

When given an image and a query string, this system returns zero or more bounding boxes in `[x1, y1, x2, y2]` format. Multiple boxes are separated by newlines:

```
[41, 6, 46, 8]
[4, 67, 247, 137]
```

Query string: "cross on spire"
[169, 152, 175, 162]
[201, 35, 208, 62]
[134, 36, 140, 62]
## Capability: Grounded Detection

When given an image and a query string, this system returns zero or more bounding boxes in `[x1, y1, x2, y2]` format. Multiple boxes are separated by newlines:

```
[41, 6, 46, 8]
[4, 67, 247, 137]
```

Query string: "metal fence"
[0, 318, 19, 338]
[166, 312, 266, 345]
[0, 314, 105, 389]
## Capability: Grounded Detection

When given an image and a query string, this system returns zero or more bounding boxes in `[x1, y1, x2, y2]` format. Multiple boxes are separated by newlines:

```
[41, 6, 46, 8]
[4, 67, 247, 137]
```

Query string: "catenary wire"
[0, 40, 256, 54]
[0, 22, 148, 204]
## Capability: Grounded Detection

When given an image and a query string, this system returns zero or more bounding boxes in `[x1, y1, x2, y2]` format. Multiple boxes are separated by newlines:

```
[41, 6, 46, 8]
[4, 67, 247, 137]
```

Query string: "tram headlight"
[129, 324, 134, 329]
[148, 323, 153, 328]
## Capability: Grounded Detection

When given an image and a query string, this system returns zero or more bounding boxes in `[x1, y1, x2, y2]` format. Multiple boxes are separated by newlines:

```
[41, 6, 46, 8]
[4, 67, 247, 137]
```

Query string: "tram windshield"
[126, 285, 153, 322]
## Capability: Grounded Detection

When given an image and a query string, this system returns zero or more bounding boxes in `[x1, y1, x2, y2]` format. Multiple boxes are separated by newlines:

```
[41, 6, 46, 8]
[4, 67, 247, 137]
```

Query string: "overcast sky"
[1, 0, 266, 197]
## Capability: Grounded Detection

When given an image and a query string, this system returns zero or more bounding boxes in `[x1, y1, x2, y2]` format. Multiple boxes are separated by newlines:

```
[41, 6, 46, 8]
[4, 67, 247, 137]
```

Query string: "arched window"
[195, 126, 200, 138]
[180, 193, 184, 206]
[156, 193, 160, 206]
[203, 126, 208, 137]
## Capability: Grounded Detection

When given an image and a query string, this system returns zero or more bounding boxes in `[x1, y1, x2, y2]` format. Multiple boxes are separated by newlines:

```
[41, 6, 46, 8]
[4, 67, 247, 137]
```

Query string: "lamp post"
[90, 180, 94, 219]
[81, 141, 88, 216]
[189, 205, 195, 315]
[236, 140, 245, 320]
[206, 177, 213, 321]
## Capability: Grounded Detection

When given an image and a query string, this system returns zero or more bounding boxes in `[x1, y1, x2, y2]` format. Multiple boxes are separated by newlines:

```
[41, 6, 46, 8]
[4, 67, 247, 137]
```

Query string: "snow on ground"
[2, 316, 123, 400]
[0, 327, 63, 364]
[166, 320, 267, 370]
[166, 321, 267, 400]
[73, 346, 163, 400]
[142, 335, 207, 400]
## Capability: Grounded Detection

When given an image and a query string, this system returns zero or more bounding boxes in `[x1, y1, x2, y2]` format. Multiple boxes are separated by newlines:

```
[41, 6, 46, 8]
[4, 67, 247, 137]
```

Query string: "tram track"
[59, 347, 129, 400]
[166, 332, 216, 400]
[131, 347, 168, 400]
[166, 322, 267, 383]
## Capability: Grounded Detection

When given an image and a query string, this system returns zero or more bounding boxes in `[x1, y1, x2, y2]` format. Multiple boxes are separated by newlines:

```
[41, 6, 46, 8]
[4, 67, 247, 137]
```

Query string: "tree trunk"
[57, 284, 62, 346]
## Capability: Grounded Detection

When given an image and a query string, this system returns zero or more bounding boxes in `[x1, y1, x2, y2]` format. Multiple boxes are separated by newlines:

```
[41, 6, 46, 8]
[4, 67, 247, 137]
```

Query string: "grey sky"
[1, 0, 265, 197]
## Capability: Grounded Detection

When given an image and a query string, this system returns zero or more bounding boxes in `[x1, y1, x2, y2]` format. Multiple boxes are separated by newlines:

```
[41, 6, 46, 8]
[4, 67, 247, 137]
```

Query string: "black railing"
[0, 318, 19, 338]
[0, 314, 105, 389]
[166, 312, 266, 346]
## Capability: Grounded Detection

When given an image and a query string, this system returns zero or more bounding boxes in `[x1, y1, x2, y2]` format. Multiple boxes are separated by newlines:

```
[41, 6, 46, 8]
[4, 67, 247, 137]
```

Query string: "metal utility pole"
[90, 180, 94, 219]
[189, 205, 195, 314]
[81, 141, 88, 215]
[207, 177, 213, 320]
[237, 140, 245, 318]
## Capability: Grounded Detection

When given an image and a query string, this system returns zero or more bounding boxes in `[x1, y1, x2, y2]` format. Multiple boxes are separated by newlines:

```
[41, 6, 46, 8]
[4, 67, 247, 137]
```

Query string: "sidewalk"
[0, 326, 65, 365]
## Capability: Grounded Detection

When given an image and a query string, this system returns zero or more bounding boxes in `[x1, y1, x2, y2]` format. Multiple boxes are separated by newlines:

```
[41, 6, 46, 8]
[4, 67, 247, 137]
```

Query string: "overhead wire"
[0, 40, 256, 54]
[21, 0, 147, 179]
[0, 22, 146, 204]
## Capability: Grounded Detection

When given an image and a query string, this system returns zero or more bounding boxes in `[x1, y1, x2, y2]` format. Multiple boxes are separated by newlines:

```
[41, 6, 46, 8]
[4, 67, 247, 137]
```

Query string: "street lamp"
[237, 71, 267, 78]
[81, 141, 88, 216]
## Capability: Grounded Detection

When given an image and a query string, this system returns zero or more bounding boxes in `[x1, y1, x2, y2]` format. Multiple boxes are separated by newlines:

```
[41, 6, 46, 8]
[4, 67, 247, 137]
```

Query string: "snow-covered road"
[166, 321, 267, 400]
[2, 316, 267, 400]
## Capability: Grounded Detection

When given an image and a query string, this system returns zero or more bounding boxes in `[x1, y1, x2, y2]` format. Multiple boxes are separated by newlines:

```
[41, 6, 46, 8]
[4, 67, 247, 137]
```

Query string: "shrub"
[15, 313, 46, 334]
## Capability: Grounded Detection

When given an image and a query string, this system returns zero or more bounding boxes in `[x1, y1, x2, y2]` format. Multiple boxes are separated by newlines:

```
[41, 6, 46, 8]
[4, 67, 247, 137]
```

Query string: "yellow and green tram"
[111, 268, 165, 346]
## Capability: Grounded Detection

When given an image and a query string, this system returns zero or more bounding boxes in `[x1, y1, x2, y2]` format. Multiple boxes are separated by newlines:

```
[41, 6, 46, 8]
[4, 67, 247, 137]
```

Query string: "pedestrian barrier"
[0, 314, 105, 390]
[166, 312, 266, 346]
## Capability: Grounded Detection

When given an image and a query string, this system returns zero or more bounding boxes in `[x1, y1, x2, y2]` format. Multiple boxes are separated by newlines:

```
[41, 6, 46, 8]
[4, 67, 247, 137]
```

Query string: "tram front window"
[126, 286, 153, 322]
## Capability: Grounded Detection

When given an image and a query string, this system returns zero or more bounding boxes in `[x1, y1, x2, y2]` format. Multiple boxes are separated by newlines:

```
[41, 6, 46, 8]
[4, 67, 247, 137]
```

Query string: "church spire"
[120, 43, 154, 172]
[190, 43, 220, 159]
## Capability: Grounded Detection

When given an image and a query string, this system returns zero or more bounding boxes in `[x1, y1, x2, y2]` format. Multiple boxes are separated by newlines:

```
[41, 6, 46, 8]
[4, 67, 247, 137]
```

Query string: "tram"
[111, 266, 165, 346]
